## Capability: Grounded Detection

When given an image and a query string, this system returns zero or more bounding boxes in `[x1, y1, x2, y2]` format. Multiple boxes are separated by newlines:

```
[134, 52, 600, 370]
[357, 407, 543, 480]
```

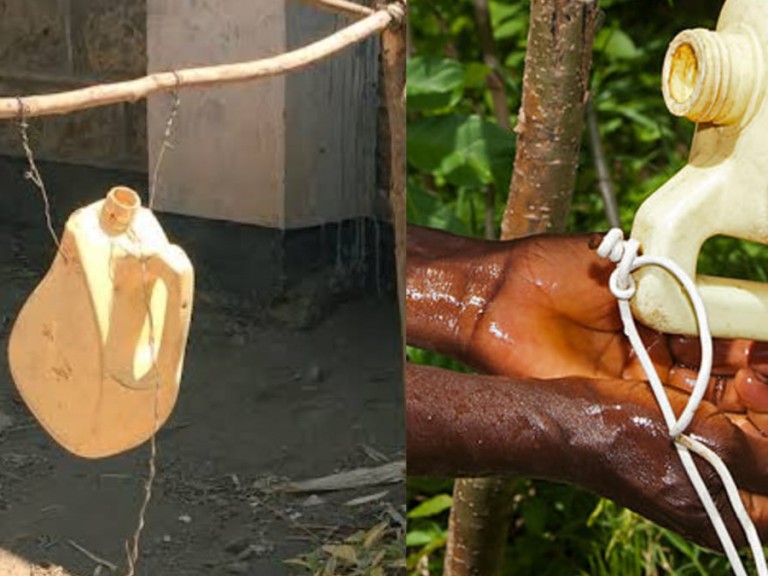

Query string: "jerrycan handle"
[106, 243, 194, 390]
[145, 245, 193, 386]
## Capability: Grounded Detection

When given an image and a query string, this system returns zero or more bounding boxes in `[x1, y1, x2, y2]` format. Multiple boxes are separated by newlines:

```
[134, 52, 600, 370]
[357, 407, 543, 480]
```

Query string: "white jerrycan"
[8, 186, 194, 458]
[630, 0, 768, 339]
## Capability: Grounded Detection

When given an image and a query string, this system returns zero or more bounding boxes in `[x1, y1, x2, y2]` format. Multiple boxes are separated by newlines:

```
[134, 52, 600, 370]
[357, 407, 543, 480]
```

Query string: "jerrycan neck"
[99, 186, 141, 236]
[660, 0, 768, 162]
[659, 0, 768, 172]
[663, 26, 763, 126]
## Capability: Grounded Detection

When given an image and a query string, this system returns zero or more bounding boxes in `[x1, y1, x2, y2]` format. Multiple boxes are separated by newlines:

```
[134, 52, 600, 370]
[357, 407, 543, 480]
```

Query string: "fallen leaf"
[321, 544, 358, 565]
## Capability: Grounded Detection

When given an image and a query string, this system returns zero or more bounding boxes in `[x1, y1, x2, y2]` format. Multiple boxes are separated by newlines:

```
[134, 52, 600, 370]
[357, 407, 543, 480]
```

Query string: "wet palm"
[407, 226, 768, 433]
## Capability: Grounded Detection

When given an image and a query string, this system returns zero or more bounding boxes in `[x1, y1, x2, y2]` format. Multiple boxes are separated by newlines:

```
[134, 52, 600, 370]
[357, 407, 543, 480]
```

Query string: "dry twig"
[274, 461, 404, 493]
[586, 97, 621, 228]
[67, 540, 117, 573]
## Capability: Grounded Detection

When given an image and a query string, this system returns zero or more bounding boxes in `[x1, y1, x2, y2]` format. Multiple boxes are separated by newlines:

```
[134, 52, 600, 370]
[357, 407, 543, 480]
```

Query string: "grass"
[405, 478, 752, 576]
[286, 517, 406, 576]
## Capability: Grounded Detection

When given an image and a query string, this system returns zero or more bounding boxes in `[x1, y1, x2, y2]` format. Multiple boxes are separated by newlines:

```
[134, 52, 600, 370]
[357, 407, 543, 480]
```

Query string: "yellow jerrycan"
[630, 0, 768, 340]
[8, 186, 194, 458]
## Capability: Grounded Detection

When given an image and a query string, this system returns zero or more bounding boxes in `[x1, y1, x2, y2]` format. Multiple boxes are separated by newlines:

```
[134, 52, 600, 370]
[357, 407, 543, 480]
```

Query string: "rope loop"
[384, 1, 406, 26]
[608, 269, 636, 300]
[596, 227, 625, 261]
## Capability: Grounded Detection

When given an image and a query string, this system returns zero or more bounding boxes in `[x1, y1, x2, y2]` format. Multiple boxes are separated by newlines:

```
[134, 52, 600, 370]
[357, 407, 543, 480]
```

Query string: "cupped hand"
[407, 224, 768, 435]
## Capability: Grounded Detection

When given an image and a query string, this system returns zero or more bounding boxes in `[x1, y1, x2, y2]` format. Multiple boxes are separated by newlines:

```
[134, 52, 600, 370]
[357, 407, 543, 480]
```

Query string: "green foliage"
[407, 57, 467, 111]
[406, 0, 768, 574]
[406, 477, 453, 574]
[406, 0, 526, 237]
[408, 494, 454, 519]
[408, 113, 515, 192]
[405, 49, 515, 237]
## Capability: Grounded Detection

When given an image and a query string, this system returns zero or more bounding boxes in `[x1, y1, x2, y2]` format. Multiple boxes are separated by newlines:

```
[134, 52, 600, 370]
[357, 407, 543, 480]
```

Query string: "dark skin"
[406, 224, 768, 550]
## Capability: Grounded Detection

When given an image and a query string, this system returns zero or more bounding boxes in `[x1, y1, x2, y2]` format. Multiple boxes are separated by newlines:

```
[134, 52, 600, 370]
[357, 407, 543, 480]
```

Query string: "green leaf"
[489, 1, 521, 25]
[407, 57, 466, 111]
[504, 51, 526, 71]
[489, 1, 527, 40]
[407, 114, 516, 192]
[405, 522, 446, 547]
[463, 62, 493, 89]
[407, 57, 465, 95]
[406, 530, 434, 547]
[407, 494, 453, 519]
[494, 17, 528, 41]
[596, 28, 642, 60]
[406, 177, 471, 235]
[521, 496, 548, 536]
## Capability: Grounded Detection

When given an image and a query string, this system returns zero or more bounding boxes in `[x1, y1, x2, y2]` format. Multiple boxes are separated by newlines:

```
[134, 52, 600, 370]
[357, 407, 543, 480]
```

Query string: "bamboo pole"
[0, 4, 404, 121]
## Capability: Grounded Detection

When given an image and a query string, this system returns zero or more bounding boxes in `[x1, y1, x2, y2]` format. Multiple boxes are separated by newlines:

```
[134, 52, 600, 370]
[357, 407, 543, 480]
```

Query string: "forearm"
[405, 363, 750, 550]
[407, 363, 578, 477]
[406, 364, 657, 482]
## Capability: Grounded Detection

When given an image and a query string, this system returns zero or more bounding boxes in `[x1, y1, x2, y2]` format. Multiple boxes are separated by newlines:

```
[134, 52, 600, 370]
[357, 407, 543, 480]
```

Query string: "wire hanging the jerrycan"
[630, 0, 768, 339]
[7, 186, 195, 458]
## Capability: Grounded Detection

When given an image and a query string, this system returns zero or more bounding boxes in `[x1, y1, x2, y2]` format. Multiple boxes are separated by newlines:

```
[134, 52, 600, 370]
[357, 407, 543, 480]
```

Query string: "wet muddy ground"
[0, 157, 404, 575]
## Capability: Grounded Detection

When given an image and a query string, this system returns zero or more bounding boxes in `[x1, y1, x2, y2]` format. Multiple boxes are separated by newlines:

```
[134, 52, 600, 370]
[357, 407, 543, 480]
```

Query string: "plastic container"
[8, 186, 194, 458]
[630, 0, 768, 339]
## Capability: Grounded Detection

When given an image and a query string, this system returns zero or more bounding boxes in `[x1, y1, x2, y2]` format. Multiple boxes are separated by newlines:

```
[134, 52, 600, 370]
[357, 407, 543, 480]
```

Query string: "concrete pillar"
[147, 0, 379, 229]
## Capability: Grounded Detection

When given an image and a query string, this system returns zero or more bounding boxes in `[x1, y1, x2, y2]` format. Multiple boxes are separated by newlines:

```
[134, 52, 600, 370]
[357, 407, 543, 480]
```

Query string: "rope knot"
[597, 229, 639, 300]
[384, 1, 406, 26]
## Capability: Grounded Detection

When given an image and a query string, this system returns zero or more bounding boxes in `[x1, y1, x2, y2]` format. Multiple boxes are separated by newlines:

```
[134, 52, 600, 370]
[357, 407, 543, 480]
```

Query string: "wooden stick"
[381, 0, 407, 363]
[67, 539, 118, 572]
[274, 461, 404, 492]
[0, 4, 405, 120]
[586, 97, 621, 228]
[303, 0, 375, 18]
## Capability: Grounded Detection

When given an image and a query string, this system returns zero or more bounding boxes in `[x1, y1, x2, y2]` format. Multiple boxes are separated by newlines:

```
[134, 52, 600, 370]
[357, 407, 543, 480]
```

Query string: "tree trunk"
[445, 478, 519, 576]
[501, 0, 598, 239]
[444, 1, 598, 575]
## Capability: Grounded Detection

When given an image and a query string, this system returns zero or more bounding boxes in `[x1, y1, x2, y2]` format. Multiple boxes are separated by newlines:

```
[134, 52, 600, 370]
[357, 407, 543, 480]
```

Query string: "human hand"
[406, 224, 768, 434]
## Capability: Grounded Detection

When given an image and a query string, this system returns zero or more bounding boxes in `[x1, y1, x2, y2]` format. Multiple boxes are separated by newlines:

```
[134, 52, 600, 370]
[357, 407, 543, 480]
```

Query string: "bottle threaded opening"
[668, 42, 699, 105]
[662, 28, 758, 125]
[101, 186, 141, 234]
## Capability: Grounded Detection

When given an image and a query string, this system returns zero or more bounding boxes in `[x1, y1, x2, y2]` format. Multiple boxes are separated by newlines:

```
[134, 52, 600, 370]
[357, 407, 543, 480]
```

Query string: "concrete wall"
[0, 0, 147, 171]
[282, 0, 378, 228]
[0, 1, 380, 229]
[147, 0, 287, 227]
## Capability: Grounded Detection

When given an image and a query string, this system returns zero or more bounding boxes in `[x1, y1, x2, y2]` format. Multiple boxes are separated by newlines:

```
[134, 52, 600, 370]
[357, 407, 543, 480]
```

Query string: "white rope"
[597, 228, 768, 576]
